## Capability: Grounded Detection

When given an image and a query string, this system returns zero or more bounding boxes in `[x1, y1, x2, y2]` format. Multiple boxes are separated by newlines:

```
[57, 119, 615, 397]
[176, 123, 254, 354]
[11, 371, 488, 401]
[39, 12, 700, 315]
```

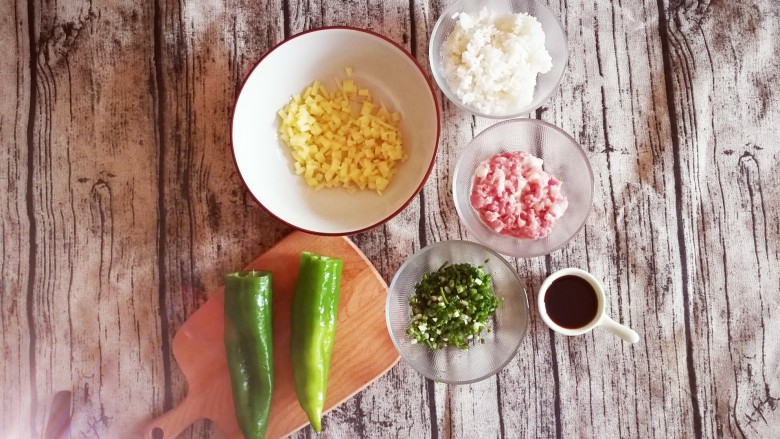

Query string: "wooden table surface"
[2, 0, 779, 438]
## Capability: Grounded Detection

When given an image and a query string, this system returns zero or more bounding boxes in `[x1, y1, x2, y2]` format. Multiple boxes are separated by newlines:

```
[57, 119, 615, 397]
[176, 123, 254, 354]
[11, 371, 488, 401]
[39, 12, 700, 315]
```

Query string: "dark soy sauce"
[544, 275, 599, 329]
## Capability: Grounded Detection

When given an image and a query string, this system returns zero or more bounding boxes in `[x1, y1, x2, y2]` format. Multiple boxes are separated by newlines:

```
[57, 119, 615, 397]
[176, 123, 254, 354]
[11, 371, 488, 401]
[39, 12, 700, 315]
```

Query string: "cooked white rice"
[442, 8, 553, 115]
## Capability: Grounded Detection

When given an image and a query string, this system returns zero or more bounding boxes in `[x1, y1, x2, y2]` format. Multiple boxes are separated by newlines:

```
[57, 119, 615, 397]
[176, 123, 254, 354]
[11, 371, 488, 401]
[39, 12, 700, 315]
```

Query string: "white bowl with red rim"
[231, 27, 440, 235]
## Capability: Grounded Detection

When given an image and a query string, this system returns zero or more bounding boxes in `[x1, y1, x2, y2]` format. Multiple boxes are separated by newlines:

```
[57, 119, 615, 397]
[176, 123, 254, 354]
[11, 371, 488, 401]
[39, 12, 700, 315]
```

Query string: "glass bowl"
[386, 240, 529, 384]
[428, 0, 568, 119]
[452, 118, 593, 258]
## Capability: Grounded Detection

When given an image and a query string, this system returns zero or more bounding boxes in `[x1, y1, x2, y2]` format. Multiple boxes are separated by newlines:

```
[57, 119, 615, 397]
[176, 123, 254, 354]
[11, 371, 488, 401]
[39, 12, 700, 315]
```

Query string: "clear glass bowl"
[452, 118, 594, 258]
[429, 0, 568, 119]
[386, 240, 529, 384]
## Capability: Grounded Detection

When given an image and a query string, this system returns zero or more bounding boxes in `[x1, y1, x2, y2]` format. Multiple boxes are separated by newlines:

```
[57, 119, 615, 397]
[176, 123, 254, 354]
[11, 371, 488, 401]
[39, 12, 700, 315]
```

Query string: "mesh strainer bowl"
[429, 0, 568, 118]
[453, 118, 594, 258]
[386, 240, 529, 384]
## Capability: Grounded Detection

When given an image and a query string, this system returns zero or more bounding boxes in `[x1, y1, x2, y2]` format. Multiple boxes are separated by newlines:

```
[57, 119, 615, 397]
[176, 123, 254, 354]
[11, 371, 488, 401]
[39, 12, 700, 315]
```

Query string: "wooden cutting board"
[144, 232, 399, 439]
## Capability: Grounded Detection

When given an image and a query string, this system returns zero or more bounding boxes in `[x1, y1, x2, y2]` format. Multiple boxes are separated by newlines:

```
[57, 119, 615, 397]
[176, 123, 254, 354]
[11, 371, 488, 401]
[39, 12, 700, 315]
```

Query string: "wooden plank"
[410, 1, 555, 437]
[515, 1, 696, 437]
[280, 2, 434, 438]
[0, 0, 34, 436]
[0, 0, 167, 436]
[658, 1, 780, 437]
[152, 0, 288, 436]
[412, 0, 698, 438]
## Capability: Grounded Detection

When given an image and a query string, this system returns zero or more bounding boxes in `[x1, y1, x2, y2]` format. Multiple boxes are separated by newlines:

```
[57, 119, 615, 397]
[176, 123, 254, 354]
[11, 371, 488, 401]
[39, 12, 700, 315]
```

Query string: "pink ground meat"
[469, 151, 568, 239]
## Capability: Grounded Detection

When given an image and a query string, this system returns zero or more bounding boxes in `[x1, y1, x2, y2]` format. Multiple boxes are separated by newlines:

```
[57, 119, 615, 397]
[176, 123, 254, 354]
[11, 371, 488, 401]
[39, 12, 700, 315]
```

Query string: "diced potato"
[342, 80, 356, 94]
[377, 161, 390, 178]
[361, 101, 375, 116]
[277, 68, 406, 194]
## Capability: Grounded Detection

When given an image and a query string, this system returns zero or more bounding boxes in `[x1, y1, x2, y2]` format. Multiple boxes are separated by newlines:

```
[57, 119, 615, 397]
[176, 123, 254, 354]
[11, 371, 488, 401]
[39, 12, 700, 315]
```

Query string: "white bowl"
[232, 27, 440, 235]
[429, 0, 568, 118]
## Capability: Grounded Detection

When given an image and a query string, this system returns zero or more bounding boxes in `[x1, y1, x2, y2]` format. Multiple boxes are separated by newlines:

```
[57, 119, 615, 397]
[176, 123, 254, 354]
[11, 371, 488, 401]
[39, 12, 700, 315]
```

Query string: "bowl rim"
[231, 26, 441, 236]
[452, 118, 594, 257]
[428, 0, 569, 119]
[385, 239, 529, 384]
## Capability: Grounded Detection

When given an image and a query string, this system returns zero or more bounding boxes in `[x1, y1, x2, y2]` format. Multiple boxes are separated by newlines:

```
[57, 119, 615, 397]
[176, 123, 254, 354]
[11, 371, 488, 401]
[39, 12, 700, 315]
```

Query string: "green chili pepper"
[290, 252, 343, 433]
[224, 271, 274, 439]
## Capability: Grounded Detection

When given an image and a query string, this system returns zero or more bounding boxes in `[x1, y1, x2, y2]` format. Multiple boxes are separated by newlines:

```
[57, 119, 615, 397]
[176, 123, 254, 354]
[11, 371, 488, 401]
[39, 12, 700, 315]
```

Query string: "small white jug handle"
[600, 315, 640, 343]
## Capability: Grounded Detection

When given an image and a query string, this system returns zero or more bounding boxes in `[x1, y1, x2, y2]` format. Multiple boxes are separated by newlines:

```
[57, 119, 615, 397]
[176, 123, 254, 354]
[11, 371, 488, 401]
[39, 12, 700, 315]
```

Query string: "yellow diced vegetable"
[276, 68, 405, 194]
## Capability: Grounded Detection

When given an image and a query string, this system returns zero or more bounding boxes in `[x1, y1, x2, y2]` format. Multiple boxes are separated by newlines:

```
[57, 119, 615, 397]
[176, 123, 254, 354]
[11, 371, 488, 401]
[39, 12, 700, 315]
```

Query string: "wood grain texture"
[1, 0, 778, 438]
[2, 0, 166, 437]
[0, 0, 33, 436]
[152, 0, 290, 436]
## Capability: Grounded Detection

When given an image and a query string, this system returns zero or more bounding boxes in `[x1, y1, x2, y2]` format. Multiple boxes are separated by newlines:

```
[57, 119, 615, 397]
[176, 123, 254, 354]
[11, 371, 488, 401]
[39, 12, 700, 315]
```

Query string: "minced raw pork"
[470, 151, 568, 239]
[442, 8, 553, 115]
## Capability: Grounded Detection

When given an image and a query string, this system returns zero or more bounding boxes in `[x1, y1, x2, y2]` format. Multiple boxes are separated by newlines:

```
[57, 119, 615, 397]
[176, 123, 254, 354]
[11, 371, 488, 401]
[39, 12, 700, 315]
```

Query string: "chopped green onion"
[406, 261, 501, 350]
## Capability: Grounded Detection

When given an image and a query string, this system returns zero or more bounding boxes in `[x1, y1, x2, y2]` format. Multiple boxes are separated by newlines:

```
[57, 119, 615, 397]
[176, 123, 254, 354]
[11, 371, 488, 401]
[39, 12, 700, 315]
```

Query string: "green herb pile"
[406, 261, 501, 350]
